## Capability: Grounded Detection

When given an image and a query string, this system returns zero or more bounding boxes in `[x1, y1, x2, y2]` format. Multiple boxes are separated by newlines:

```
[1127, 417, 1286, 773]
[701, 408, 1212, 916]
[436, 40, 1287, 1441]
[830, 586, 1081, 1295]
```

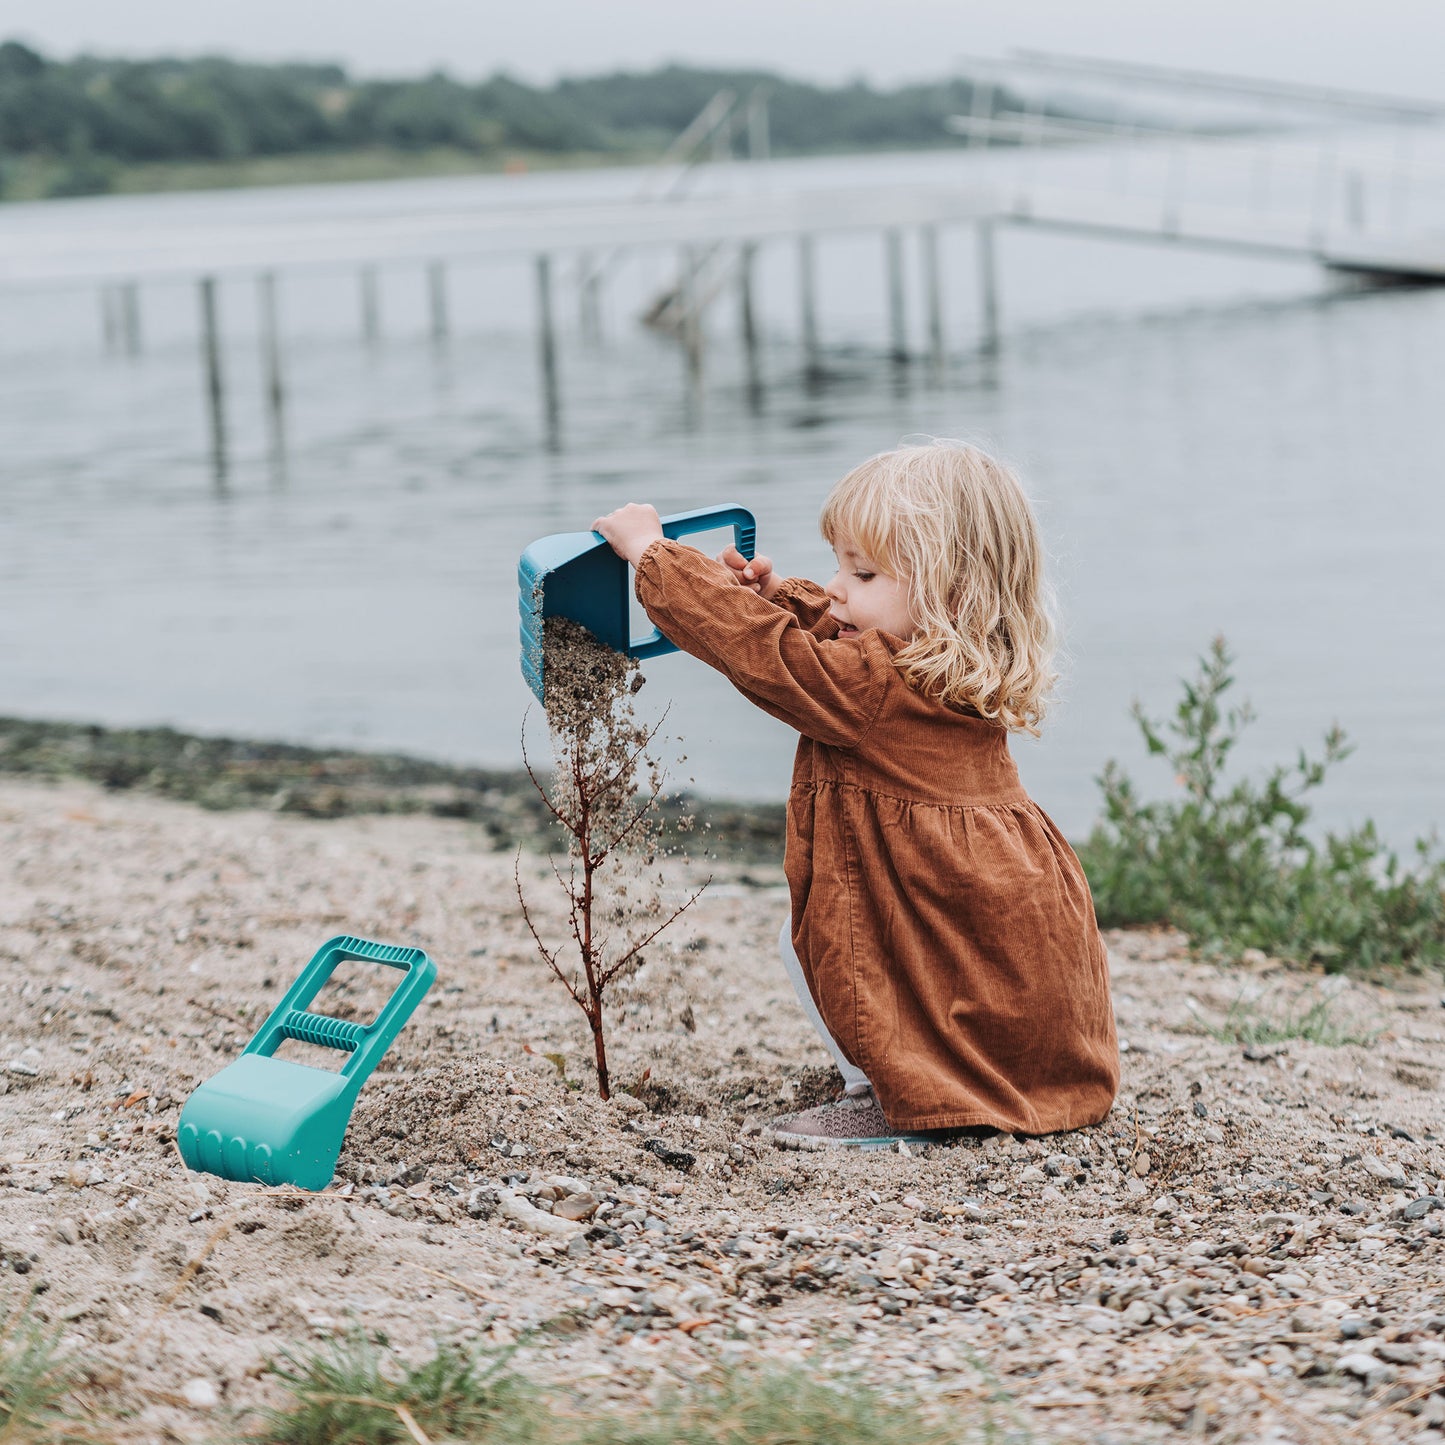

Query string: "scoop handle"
[630, 505, 757, 658]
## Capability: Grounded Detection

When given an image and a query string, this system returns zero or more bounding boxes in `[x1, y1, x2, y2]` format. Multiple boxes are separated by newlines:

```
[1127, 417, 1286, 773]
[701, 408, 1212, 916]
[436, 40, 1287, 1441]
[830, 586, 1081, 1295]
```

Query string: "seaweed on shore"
[0, 715, 785, 861]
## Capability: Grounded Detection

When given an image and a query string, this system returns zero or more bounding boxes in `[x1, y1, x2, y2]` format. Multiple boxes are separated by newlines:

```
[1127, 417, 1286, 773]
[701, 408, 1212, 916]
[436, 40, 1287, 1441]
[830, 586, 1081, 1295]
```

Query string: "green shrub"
[1077, 637, 1445, 973]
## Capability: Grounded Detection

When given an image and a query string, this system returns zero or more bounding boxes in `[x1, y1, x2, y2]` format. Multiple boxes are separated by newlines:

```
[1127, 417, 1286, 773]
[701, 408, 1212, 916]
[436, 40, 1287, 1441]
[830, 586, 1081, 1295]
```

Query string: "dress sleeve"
[767, 576, 835, 638]
[634, 540, 889, 748]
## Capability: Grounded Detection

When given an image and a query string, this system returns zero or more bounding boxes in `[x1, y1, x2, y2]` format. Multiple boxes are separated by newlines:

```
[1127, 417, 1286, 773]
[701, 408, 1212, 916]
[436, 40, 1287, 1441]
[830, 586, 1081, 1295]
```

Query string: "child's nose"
[824, 572, 844, 601]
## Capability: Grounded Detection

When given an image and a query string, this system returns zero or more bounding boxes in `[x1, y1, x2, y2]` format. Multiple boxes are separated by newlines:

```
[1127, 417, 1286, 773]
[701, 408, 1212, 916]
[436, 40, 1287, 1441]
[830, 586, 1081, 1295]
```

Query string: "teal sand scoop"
[177, 935, 436, 1192]
[518, 503, 756, 703]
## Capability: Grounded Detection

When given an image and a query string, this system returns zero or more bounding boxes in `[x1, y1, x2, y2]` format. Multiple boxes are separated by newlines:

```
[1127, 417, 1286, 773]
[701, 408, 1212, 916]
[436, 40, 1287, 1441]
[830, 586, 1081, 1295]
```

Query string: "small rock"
[497, 1189, 583, 1238]
[641, 1139, 695, 1171]
[610, 1093, 645, 1114]
[1361, 1155, 1407, 1187]
[1122, 1299, 1154, 1327]
[564, 1232, 592, 1259]
[1403, 1195, 1444, 1221]
[52, 1218, 79, 1246]
[181, 1379, 219, 1409]
[553, 1192, 599, 1222]
[466, 1187, 499, 1221]
[1133, 1153, 1152, 1177]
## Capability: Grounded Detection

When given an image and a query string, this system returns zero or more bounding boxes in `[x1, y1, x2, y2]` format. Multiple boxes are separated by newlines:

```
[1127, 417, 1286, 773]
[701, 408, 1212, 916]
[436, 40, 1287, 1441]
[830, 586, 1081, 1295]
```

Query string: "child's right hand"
[718, 544, 782, 600]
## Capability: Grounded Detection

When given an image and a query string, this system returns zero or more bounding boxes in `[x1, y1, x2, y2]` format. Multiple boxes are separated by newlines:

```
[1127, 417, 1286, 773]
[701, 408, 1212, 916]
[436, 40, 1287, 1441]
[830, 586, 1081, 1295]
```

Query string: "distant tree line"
[0, 39, 1010, 197]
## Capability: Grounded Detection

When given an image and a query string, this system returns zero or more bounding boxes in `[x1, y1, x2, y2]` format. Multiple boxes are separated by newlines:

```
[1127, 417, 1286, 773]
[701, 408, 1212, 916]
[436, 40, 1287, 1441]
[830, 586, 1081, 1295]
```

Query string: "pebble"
[553, 1192, 600, 1222]
[181, 1379, 219, 1409]
[498, 1189, 583, 1238]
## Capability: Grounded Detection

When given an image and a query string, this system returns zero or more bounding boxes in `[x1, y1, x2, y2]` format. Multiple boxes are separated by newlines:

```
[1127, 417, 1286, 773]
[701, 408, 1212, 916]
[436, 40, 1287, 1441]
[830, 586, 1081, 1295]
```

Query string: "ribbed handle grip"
[280, 1009, 365, 1052]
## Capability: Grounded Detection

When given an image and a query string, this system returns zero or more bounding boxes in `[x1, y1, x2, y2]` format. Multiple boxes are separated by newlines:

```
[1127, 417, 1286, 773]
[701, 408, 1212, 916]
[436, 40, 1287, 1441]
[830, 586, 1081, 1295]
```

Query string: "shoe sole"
[763, 1124, 938, 1152]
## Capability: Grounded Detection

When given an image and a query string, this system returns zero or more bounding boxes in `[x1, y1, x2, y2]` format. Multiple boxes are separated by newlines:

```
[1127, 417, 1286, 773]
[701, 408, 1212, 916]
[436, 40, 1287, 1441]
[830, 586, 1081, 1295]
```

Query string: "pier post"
[921, 226, 944, 373]
[198, 277, 228, 484]
[361, 266, 380, 346]
[679, 246, 704, 391]
[976, 221, 1000, 353]
[120, 282, 141, 357]
[885, 230, 908, 364]
[535, 255, 561, 450]
[257, 272, 286, 461]
[427, 261, 449, 345]
[738, 242, 762, 402]
[798, 235, 821, 380]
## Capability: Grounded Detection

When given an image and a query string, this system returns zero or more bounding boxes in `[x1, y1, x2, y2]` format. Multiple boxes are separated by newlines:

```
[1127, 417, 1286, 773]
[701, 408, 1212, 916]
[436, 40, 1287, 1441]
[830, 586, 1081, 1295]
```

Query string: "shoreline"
[0, 714, 786, 862]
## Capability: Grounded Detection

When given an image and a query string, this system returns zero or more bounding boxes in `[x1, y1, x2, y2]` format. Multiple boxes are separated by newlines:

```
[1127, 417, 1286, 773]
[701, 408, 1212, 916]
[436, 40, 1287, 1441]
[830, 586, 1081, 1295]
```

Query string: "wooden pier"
[1, 60, 1442, 463]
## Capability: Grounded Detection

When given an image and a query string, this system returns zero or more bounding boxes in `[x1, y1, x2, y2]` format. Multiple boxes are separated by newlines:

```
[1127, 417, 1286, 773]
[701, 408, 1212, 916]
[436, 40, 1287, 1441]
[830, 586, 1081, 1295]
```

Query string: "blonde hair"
[819, 441, 1057, 734]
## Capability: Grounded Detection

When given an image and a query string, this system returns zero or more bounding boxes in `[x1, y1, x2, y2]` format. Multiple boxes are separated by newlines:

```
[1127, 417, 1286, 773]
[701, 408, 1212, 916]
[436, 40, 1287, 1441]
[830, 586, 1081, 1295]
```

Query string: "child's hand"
[592, 504, 664, 566]
[718, 543, 782, 600]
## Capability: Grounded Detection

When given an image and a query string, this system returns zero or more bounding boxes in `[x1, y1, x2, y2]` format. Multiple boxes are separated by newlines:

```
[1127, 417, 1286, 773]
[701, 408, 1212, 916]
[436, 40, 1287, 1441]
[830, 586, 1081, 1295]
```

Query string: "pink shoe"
[764, 1089, 941, 1151]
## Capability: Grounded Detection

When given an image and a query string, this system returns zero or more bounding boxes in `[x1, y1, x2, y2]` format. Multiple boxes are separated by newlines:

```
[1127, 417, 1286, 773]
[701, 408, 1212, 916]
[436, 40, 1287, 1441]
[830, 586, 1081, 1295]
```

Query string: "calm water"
[2, 144, 1443, 845]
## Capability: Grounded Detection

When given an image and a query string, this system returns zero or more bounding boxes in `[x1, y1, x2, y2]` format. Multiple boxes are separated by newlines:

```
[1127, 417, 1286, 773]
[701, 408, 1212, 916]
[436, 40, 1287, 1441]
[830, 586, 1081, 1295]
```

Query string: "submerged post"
[361, 265, 380, 345]
[738, 241, 762, 401]
[427, 261, 449, 345]
[198, 277, 228, 483]
[976, 221, 999, 353]
[921, 225, 944, 372]
[885, 229, 907, 364]
[535, 254, 561, 449]
[257, 272, 286, 460]
[798, 234, 821, 380]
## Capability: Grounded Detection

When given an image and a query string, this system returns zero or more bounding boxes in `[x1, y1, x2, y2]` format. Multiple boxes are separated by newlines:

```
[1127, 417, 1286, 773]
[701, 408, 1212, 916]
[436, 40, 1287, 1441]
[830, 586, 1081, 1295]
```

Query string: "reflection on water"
[0, 150, 1442, 847]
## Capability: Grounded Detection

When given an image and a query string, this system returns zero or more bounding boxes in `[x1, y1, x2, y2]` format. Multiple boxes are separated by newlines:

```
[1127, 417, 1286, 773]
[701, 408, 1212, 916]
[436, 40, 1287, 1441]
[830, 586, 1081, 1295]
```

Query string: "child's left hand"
[593, 504, 663, 565]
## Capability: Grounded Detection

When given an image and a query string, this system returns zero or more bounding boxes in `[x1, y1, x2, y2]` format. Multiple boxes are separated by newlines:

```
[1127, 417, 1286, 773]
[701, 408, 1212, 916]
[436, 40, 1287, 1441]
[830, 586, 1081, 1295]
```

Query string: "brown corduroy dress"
[635, 540, 1119, 1135]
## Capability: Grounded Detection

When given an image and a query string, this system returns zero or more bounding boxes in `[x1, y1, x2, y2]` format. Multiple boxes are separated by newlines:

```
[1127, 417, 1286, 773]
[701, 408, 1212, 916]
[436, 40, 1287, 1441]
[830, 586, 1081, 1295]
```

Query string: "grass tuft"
[567, 1365, 992, 1445]
[255, 1327, 535, 1445]
[0, 1290, 84, 1444]
[1193, 987, 1380, 1047]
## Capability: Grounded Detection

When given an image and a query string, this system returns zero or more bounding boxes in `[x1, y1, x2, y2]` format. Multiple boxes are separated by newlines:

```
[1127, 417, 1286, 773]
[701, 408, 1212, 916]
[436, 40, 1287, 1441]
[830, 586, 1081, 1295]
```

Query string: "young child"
[593, 441, 1117, 1148]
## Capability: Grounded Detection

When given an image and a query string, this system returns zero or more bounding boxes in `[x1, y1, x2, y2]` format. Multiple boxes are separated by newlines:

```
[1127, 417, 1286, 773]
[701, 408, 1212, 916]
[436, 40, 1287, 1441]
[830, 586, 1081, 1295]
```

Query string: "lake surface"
[2, 142, 1443, 846]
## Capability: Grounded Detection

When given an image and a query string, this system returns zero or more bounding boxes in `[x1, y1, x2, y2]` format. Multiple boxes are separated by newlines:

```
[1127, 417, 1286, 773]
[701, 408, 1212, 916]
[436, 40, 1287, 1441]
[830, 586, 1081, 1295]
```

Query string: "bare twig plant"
[516, 618, 705, 1099]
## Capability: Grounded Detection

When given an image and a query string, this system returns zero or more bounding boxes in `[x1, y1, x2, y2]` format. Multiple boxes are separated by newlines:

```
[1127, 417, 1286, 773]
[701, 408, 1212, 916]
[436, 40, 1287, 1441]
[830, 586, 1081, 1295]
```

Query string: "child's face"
[824, 534, 918, 641]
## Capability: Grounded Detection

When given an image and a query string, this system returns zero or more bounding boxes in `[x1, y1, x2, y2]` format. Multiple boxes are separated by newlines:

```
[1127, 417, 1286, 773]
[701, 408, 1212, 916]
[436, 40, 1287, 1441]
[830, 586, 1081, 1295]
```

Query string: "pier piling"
[921, 226, 945, 371]
[679, 246, 704, 392]
[798, 235, 821, 380]
[886, 230, 908, 363]
[198, 277, 228, 483]
[257, 272, 286, 461]
[738, 241, 762, 402]
[535, 255, 561, 450]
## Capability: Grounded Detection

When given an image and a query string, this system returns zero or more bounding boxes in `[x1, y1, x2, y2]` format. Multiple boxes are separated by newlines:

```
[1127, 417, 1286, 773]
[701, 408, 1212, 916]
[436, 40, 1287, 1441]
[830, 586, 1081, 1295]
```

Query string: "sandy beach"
[2, 775, 1444, 1442]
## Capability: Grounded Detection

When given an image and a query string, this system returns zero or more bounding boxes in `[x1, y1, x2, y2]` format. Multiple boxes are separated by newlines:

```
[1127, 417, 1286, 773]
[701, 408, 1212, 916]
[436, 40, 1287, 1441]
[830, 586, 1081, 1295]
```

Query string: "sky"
[7, 0, 1445, 103]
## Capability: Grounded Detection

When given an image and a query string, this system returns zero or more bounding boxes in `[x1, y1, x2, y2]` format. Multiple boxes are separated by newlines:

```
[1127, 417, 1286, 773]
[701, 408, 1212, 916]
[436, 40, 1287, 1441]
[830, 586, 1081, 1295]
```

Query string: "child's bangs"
[819, 459, 902, 574]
